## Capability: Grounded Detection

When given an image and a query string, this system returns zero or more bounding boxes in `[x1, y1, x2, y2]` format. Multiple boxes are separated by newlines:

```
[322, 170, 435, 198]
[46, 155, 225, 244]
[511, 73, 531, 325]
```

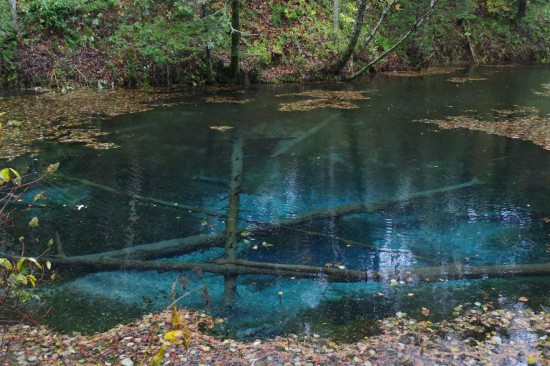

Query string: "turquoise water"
[2, 65, 549, 338]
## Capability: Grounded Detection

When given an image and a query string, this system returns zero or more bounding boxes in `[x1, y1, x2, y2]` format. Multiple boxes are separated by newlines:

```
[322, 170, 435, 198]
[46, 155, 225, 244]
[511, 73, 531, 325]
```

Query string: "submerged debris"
[416, 106, 550, 150]
[380, 66, 465, 77]
[204, 96, 252, 104]
[447, 77, 488, 83]
[209, 125, 234, 131]
[277, 90, 368, 112]
[533, 83, 550, 97]
[0, 88, 189, 160]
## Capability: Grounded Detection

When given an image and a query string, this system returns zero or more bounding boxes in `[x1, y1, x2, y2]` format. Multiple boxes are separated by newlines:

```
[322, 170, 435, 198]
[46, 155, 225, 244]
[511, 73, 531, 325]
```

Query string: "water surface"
[3, 65, 549, 339]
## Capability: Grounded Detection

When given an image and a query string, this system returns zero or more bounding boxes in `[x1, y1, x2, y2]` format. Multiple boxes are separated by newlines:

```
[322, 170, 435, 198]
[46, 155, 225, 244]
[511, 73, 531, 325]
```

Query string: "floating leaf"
[205, 96, 252, 104]
[46, 162, 60, 175]
[415, 110, 550, 151]
[209, 125, 234, 131]
[28, 216, 39, 228]
[422, 308, 430, 316]
[518, 297, 528, 302]
[447, 77, 488, 83]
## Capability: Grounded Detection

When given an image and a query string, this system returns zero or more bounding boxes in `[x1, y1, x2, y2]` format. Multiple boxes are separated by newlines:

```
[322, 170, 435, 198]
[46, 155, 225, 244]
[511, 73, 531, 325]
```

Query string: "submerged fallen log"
[270, 115, 336, 158]
[4, 251, 548, 284]
[293, 228, 440, 265]
[69, 178, 482, 261]
[53, 173, 224, 219]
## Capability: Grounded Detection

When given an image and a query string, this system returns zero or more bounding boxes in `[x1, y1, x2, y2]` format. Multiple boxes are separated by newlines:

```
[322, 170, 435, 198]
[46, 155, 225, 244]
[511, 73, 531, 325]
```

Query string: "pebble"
[364, 362, 373, 366]
[28, 356, 38, 362]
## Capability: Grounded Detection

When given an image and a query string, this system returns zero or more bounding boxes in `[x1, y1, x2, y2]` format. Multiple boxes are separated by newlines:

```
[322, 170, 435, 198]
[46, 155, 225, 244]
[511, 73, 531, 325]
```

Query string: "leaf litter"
[416, 105, 550, 150]
[0, 88, 189, 160]
[1, 303, 547, 365]
[277, 90, 369, 112]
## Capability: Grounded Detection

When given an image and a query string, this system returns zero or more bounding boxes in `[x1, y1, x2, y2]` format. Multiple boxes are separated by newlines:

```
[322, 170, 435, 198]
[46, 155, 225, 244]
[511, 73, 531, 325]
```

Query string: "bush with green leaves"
[0, 164, 59, 324]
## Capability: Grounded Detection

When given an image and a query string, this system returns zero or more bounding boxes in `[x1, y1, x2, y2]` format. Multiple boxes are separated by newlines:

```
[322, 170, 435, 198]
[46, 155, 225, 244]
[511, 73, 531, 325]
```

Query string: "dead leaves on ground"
[277, 90, 369, 112]
[0, 88, 189, 160]
[416, 105, 550, 150]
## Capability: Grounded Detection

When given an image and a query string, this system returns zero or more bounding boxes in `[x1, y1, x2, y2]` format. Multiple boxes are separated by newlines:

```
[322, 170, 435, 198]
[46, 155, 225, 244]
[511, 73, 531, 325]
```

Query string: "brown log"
[4, 252, 548, 284]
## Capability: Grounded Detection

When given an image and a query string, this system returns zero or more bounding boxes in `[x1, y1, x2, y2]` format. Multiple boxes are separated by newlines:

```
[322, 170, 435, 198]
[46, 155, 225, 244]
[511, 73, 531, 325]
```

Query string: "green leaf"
[0, 168, 11, 183]
[150, 344, 166, 366]
[0, 168, 21, 185]
[0, 258, 13, 270]
[28, 217, 39, 228]
[26, 257, 42, 270]
[28, 274, 37, 287]
[33, 192, 45, 202]
[17, 257, 27, 271]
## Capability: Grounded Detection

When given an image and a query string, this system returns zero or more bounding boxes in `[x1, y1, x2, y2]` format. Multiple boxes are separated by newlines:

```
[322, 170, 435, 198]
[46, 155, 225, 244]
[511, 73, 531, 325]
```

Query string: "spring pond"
[2, 65, 550, 340]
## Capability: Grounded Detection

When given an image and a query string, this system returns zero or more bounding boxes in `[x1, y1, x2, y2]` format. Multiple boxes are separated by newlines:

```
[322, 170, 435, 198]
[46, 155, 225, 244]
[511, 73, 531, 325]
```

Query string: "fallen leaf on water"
[518, 297, 528, 302]
[422, 308, 430, 316]
[209, 125, 233, 131]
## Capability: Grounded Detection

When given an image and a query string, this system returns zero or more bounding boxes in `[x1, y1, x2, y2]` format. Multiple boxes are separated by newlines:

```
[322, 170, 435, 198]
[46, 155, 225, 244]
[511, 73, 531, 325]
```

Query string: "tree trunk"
[331, 0, 369, 75]
[201, 3, 215, 84]
[6, 252, 549, 285]
[225, 132, 243, 261]
[348, 0, 438, 81]
[516, 0, 527, 24]
[228, 0, 241, 82]
[333, 0, 339, 31]
[223, 131, 243, 307]
[9, 0, 17, 25]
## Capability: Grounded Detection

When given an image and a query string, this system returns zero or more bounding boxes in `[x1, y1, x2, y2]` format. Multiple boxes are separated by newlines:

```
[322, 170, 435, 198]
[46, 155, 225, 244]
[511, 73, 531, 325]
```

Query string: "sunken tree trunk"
[331, 0, 369, 76]
[228, 0, 241, 82]
[223, 131, 243, 307]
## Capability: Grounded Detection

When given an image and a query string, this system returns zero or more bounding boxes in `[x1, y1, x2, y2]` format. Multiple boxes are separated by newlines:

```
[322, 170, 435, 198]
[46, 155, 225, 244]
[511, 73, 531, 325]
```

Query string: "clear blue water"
[2, 65, 549, 339]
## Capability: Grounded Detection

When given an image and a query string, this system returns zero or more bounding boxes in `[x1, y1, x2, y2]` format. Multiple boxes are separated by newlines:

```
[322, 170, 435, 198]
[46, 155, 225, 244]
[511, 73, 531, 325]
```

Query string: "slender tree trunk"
[363, 0, 396, 49]
[9, 0, 17, 25]
[347, 0, 438, 81]
[516, 0, 526, 24]
[228, 0, 241, 81]
[223, 131, 243, 307]
[331, 0, 369, 75]
[201, 3, 215, 84]
[225, 132, 243, 261]
[333, 0, 339, 31]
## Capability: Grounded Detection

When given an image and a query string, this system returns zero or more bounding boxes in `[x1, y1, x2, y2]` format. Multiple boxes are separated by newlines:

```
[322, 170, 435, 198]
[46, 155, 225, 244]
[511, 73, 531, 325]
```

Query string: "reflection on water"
[2, 65, 549, 337]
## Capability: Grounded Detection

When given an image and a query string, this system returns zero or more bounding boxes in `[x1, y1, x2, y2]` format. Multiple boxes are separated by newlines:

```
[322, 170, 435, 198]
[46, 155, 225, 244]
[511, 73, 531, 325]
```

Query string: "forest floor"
[1, 304, 548, 365]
